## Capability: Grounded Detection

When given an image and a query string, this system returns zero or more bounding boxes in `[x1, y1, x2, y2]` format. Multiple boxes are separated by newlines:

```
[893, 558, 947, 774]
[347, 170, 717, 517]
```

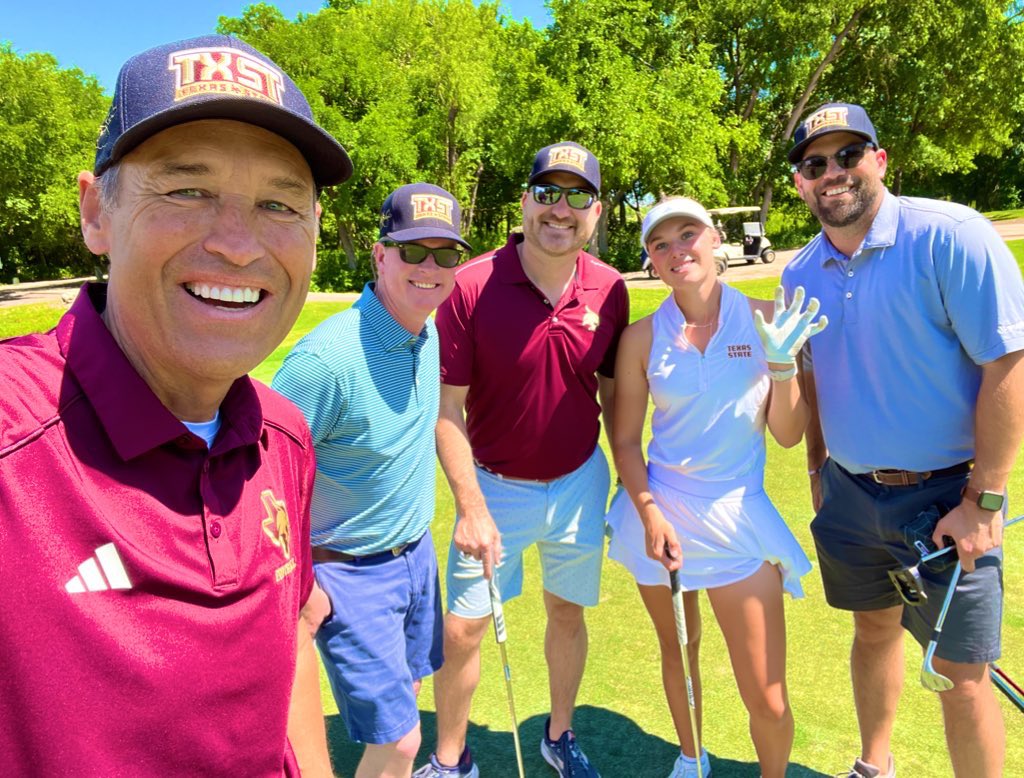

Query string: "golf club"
[914, 514, 1023, 570]
[488, 571, 525, 778]
[668, 565, 703, 778]
[889, 514, 1022, 606]
[990, 663, 1024, 714]
[920, 561, 963, 692]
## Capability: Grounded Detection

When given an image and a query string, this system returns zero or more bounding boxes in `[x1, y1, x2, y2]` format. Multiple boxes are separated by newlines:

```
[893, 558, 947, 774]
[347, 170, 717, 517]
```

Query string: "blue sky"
[3, 0, 550, 92]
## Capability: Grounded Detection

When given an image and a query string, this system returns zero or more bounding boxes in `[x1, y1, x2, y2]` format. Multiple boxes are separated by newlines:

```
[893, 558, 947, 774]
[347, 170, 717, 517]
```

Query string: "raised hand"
[753, 285, 828, 366]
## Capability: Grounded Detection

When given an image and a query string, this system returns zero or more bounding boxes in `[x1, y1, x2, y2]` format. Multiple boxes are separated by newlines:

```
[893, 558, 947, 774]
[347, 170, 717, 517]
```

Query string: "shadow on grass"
[327, 704, 829, 777]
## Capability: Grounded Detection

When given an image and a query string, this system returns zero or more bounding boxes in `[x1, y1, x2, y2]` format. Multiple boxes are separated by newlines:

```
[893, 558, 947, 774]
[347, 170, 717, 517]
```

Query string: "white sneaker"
[668, 749, 712, 778]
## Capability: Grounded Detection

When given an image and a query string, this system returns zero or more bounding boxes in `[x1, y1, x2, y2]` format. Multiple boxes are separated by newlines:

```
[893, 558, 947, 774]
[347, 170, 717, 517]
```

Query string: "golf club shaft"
[488, 576, 525, 778]
[930, 562, 962, 642]
[990, 665, 1024, 714]
[669, 568, 703, 778]
[992, 663, 1024, 697]
[918, 514, 1023, 566]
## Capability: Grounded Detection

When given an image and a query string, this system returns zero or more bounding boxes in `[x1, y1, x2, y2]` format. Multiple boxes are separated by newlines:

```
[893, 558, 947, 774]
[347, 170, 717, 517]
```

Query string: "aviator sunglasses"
[529, 184, 597, 210]
[792, 141, 877, 181]
[383, 241, 466, 269]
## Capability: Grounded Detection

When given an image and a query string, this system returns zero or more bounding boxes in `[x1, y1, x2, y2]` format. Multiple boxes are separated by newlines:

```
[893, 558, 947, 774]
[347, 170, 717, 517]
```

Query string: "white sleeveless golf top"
[646, 283, 769, 494]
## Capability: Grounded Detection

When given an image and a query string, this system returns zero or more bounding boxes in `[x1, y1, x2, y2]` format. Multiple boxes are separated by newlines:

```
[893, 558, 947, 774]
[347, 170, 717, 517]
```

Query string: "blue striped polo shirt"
[783, 192, 1024, 474]
[272, 283, 439, 555]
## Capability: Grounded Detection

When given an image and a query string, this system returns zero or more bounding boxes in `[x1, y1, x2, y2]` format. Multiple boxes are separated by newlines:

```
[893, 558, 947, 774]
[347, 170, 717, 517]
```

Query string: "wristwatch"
[962, 484, 1004, 512]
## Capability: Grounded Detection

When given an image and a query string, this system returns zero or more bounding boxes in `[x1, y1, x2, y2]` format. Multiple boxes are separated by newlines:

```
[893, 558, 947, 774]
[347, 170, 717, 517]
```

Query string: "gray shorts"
[811, 458, 1002, 664]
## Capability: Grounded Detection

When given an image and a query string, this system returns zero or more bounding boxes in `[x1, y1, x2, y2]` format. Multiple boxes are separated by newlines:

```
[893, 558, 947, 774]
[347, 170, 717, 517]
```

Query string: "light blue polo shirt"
[783, 192, 1024, 474]
[272, 283, 440, 555]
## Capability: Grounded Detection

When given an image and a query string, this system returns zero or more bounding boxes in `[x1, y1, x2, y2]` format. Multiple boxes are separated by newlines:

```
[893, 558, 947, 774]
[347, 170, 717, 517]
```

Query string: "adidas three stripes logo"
[65, 543, 132, 594]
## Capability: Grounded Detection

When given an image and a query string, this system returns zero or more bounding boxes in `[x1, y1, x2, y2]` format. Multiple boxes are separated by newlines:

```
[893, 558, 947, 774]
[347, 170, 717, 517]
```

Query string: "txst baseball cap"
[379, 183, 471, 250]
[788, 102, 879, 163]
[94, 35, 352, 188]
[641, 198, 715, 246]
[527, 141, 601, 194]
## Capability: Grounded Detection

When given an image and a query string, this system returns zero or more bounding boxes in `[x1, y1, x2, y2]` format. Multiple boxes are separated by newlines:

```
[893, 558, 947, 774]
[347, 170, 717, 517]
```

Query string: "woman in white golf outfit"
[606, 197, 827, 778]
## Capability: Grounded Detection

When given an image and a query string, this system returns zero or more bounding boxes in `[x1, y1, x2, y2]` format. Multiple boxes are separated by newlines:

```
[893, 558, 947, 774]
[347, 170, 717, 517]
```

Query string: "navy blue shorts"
[314, 531, 444, 744]
[811, 459, 1002, 664]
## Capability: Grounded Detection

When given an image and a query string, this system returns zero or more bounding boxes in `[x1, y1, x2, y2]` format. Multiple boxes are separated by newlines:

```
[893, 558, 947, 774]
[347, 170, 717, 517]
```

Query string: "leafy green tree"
[538, 0, 731, 261]
[823, 0, 1024, 195]
[0, 45, 108, 281]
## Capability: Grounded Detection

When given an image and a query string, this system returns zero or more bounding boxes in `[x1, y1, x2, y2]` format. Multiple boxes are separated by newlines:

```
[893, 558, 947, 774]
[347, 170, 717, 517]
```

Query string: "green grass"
[984, 207, 1024, 222]
[0, 304, 64, 339]
[4, 268, 1022, 776]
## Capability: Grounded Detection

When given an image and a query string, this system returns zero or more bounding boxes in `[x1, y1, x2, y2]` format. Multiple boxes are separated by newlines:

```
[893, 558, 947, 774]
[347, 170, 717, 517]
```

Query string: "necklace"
[684, 317, 716, 329]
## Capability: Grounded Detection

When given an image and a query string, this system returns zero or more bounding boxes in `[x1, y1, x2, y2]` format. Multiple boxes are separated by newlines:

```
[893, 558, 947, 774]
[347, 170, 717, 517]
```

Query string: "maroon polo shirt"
[437, 234, 629, 480]
[0, 284, 315, 777]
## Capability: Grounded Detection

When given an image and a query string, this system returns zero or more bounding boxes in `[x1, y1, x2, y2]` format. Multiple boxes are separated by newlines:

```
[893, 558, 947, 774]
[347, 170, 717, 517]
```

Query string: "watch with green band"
[962, 484, 1004, 512]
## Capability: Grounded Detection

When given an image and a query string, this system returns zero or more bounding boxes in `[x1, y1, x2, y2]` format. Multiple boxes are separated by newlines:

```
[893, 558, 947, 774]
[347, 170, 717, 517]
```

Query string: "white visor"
[641, 198, 714, 247]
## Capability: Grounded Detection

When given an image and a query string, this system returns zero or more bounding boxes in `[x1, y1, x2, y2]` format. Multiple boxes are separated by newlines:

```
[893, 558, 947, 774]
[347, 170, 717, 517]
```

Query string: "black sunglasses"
[792, 142, 877, 181]
[529, 184, 597, 210]
[383, 241, 465, 269]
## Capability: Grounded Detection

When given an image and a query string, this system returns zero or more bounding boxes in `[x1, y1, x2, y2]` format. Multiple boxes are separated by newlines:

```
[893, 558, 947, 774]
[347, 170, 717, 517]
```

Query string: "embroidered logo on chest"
[261, 490, 296, 582]
[727, 344, 753, 358]
[582, 305, 600, 332]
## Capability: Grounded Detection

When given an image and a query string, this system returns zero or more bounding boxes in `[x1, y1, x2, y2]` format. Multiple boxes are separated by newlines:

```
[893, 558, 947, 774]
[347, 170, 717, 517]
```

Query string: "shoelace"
[562, 737, 592, 777]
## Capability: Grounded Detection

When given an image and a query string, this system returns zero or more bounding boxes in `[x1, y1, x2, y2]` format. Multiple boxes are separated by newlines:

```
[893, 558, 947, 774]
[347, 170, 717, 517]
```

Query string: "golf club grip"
[488, 577, 508, 644]
[669, 571, 690, 646]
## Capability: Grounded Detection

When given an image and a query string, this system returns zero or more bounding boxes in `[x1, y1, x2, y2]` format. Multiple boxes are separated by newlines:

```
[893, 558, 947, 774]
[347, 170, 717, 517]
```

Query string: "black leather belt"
[866, 460, 973, 487]
[312, 540, 413, 564]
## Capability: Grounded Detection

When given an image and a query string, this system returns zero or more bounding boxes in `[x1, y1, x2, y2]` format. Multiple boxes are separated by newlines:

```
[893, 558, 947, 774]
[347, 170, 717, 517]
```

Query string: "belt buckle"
[391, 543, 409, 557]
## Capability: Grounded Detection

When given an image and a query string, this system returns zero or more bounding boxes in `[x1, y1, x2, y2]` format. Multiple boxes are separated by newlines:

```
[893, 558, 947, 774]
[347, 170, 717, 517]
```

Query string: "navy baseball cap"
[379, 183, 471, 250]
[94, 35, 352, 188]
[788, 102, 879, 163]
[527, 141, 601, 194]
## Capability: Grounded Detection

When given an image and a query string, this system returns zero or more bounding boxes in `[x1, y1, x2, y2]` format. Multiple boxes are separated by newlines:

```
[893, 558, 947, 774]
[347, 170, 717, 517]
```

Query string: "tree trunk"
[465, 161, 484, 235]
[338, 220, 357, 270]
[447, 105, 458, 184]
[780, 6, 868, 145]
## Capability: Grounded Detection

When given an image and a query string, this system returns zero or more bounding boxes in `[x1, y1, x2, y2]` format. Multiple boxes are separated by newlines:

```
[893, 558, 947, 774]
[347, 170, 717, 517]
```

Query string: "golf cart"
[708, 207, 775, 271]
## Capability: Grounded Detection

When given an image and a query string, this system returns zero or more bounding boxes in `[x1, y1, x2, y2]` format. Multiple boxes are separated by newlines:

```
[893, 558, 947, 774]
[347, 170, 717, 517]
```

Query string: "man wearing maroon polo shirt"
[415, 142, 628, 778]
[0, 36, 350, 777]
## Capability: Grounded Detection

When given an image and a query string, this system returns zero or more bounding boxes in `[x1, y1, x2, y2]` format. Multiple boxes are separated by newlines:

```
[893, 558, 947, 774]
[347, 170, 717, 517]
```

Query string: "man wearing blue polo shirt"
[783, 102, 1024, 778]
[273, 183, 470, 778]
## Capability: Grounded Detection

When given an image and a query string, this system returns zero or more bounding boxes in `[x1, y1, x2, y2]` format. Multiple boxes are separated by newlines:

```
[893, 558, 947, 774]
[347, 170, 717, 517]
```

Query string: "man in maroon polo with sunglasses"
[273, 183, 470, 778]
[783, 102, 1024, 777]
[414, 143, 628, 778]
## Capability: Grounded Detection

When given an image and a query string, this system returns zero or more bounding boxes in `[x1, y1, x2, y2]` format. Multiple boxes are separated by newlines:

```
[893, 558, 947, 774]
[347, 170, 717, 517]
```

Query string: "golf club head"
[920, 657, 954, 692]
[888, 564, 927, 605]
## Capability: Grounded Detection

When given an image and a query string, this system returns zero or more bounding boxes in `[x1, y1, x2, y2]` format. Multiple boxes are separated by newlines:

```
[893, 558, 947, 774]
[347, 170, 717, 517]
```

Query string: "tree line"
[3, 0, 1024, 287]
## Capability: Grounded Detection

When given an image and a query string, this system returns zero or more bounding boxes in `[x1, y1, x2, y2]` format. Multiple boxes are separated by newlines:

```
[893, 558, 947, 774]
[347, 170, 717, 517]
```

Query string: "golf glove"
[753, 285, 828, 366]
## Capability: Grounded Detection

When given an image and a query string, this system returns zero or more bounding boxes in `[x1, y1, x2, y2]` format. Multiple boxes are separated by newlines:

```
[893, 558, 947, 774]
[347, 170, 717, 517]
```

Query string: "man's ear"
[875, 148, 888, 180]
[78, 171, 111, 257]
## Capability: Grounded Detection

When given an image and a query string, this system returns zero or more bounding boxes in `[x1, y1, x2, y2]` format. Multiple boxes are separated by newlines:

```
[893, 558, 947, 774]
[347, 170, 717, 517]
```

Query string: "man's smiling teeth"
[185, 283, 262, 303]
[825, 186, 851, 196]
[545, 222, 573, 230]
[410, 281, 439, 289]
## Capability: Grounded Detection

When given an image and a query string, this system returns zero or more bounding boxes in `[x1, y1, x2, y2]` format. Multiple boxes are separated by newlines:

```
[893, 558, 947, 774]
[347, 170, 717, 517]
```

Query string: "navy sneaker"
[412, 747, 480, 778]
[540, 718, 600, 777]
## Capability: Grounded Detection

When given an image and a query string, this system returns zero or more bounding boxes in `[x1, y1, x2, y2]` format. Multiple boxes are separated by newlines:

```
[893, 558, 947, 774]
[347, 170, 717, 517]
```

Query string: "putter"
[668, 566, 703, 778]
[920, 561, 962, 692]
[488, 572, 525, 778]
[990, 663, 1024, 714]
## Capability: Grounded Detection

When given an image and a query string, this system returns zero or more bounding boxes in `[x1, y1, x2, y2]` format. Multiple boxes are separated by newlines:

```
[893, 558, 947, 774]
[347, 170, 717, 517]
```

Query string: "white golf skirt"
[606, 472, 811, 596]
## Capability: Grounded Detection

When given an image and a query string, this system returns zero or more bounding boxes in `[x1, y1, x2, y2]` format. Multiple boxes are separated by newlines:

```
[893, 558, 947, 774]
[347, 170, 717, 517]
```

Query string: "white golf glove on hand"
[753, 285, 828, 366]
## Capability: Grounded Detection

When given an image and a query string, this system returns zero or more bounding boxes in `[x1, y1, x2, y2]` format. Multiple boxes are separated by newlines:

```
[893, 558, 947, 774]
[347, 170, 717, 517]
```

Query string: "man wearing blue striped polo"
[273, 183, 471, 778]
